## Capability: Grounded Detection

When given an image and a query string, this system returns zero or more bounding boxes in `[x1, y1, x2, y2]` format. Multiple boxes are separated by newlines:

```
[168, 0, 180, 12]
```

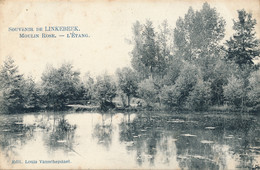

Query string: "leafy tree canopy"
[41, 63, 80, 110]
[225, 9, 260, 67]
[0, 57, 24, 113]
[174, 3, 226, 61]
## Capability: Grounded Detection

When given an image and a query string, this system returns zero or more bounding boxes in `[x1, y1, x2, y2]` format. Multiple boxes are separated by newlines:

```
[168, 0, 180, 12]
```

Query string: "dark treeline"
[0, 3, 259, 114]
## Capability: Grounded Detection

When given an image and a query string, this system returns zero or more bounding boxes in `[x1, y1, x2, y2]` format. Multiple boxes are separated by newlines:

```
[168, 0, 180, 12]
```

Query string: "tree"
[131, 21, 150, 79]
[0, 57, 24, 113]
[41, 63, 80, 110]
[225, 9, 260, 67]
[174, 3, 226, 62]
[141, 20, 157, 76]
[116, 67, 138, 107]
[95, 74, 117, 110]
[186, 80, 211, 111]
[82, 72, 95, 102]
[23, 76, 41, 110]
[155, 20, 173, 78]
[161, 63, 199, 109]
[160, 85, 177, 109]
[208, 58, 231, 105]
[137, 77, 158, 107]
[162, 56, 183, 86]
[223, 75, 245, 108]
[131, 20, 172, 79]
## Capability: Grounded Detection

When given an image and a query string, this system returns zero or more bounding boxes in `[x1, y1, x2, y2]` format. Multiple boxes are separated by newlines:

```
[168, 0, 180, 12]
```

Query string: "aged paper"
[0, 0, 260, 169]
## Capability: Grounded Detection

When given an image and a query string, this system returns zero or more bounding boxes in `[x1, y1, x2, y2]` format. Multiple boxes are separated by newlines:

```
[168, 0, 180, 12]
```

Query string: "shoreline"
[0, 104, 258, 116]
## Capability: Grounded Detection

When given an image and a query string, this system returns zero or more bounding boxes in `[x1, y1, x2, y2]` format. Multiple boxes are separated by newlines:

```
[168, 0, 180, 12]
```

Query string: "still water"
[0, 111, 259, 169]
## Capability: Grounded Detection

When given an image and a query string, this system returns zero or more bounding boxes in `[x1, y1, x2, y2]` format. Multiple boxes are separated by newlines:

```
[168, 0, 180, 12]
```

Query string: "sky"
[0, 0, 260, 80]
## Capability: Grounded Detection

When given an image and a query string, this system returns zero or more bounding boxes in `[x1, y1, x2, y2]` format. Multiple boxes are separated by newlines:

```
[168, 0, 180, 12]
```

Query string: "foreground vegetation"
[0, 3, 259, 114]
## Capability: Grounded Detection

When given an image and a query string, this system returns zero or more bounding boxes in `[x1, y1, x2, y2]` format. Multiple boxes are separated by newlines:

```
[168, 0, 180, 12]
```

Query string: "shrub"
[186, 80, 212, 111]
[223, 75, 245, 107]
[247, 70, 260, 112]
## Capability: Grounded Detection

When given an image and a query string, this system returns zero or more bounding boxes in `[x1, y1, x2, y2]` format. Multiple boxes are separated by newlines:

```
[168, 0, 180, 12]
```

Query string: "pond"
[0, 111, 259, 169]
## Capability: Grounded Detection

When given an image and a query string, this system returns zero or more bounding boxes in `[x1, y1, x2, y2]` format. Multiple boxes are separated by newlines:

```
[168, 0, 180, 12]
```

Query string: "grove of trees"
[0, 3, 259, 114]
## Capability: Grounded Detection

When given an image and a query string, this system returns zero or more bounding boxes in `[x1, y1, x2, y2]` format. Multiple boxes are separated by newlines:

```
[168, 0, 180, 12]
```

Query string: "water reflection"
[119, 113, 260, 169]
[0, 115, 36, 164]
[119, 114, 163, 166]
[92, 114, 114, 148]
[45, 116, 77, 154]
[0, 112, 259, 169]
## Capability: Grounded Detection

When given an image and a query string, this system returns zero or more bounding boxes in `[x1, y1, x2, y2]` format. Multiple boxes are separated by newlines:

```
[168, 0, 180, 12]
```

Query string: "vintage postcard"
[0, 0, 260, 169]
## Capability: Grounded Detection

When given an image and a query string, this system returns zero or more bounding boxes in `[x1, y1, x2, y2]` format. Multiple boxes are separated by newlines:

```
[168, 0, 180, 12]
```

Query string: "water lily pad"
[15, 122, 23, 125]
[193, 155, 206, 159]
[181, 134, 197, 137]
[250, 146, 260, 150]
[16, 134, 23, 136]
[177, 155, 188, 159]
[224, 136, 233, 139]
[57, 140, 67, 143]
[167, 119, 185, 123]
[200, 140, 214, 144]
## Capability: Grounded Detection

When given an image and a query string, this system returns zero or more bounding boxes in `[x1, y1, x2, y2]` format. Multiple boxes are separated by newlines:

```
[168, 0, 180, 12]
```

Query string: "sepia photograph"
[0, 0, 259, 169]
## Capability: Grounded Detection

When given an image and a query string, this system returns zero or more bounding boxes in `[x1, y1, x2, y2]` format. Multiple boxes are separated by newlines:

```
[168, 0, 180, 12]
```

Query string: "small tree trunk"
[127, 95, 131, 107]
[120, 94, 126, 107]
[241, 94, 244, 112]
[128, 113, 130, 123]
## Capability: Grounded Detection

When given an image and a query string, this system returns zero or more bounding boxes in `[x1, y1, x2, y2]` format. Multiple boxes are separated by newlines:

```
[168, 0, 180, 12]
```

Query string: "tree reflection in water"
[119, 113, 163, 166]
[45, 115, 77, 154]
[92, 113, 113, 149]
[0, 112, 259, 169]
[0, 115, 35, 162]
[119, 112, 260, 169]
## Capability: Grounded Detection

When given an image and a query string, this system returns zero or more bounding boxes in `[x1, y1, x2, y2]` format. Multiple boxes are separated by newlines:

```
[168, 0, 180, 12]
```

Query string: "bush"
[160, 85, 177, 108]
[94, 74, 117, 110]
[161, 63, 199, 109]
[247, 70, 260, 112]
[41, 63, 80, 110]
[116, 67, 138, 107]
[137, 77, 158, 107]
[186, 80, 212, 111]
[223, 75, 245, 107]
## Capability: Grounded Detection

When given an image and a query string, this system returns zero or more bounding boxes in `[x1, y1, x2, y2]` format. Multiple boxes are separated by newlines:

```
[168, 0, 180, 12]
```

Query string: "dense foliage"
[129, 4, 259, 112]
[116, 67, 138, 107]
[0, 3, 259, 113]
[0, 57, 25, 113]
[41, 63, 81, 110]
[225, 9, 260, 67]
